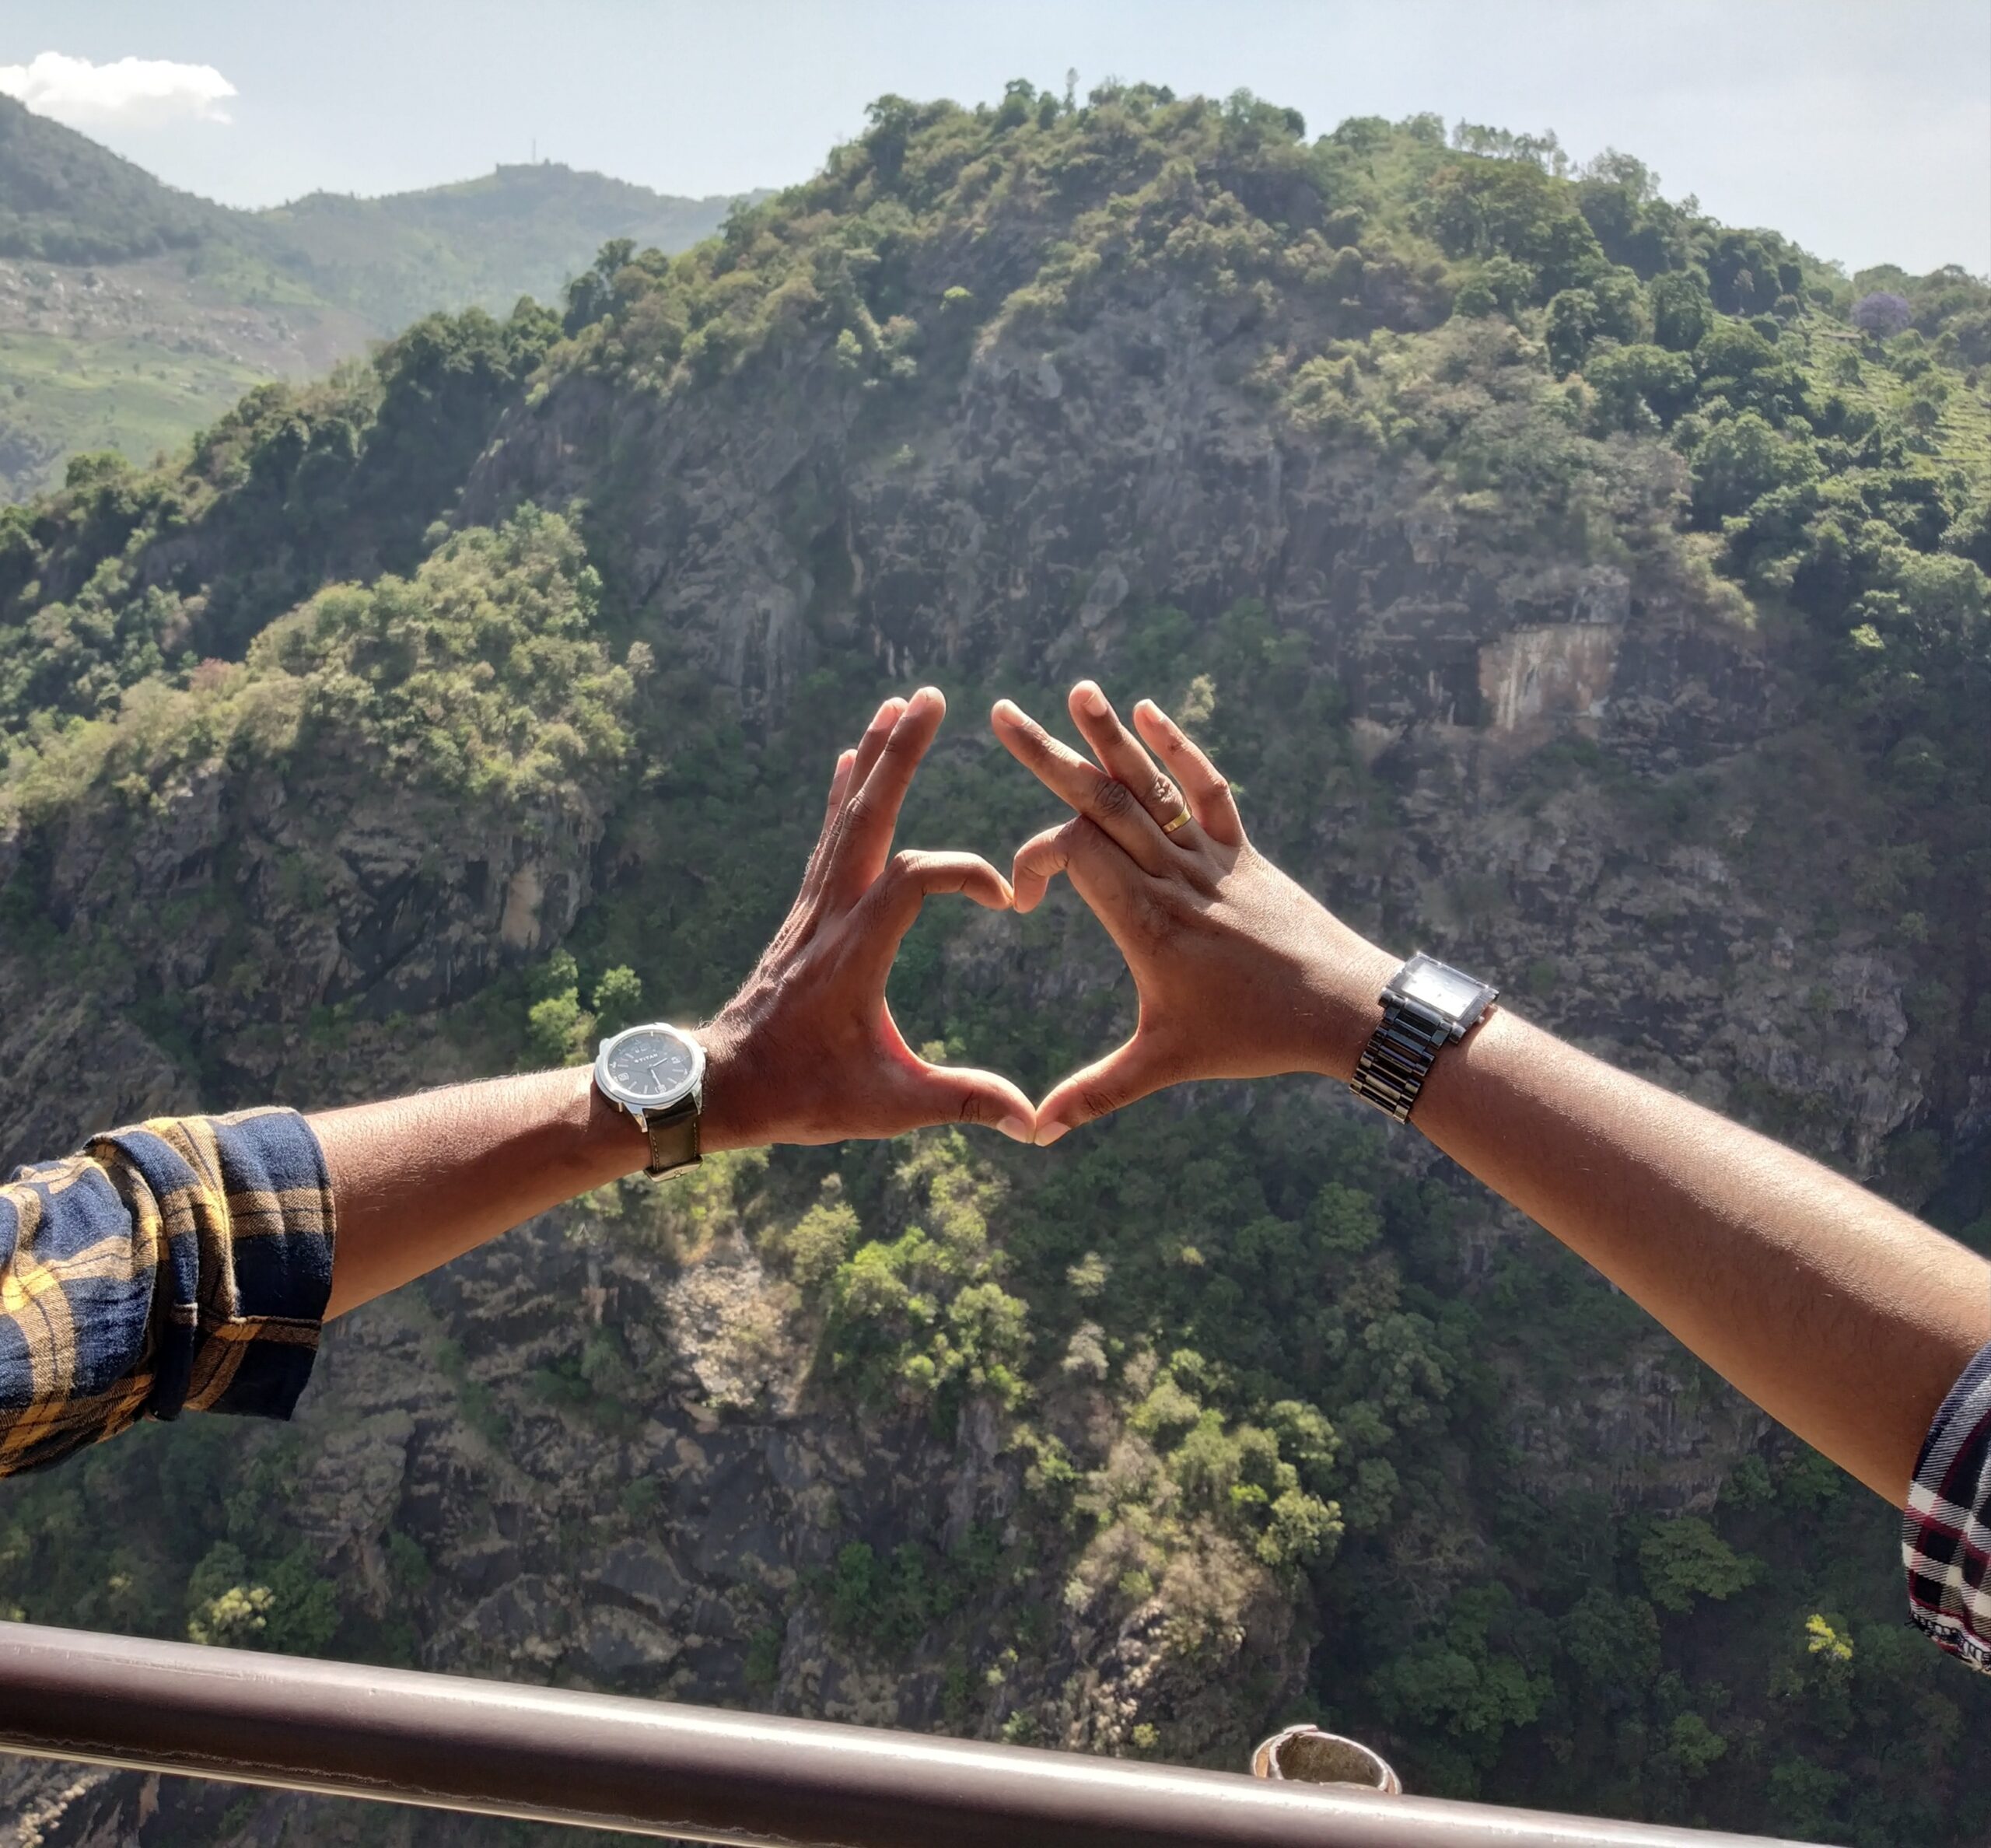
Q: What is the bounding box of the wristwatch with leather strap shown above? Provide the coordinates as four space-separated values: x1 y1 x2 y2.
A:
593 1022 705 1178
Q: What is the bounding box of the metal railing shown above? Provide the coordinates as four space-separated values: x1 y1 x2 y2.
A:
0 1620 1812 1847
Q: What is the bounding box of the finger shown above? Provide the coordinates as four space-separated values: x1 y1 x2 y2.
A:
891 1042 1038 1144
847 695 908 798
1069 681 1199 845
773 747 859 956
1034 1034 1175 1145
849 849 1013 981
782 692 908 943
795 747 856 902
989 698 1169 870
821 747 857 831
1009 816 1144 916
832 685 946 900
1132 699 1244 847
796 698 909 915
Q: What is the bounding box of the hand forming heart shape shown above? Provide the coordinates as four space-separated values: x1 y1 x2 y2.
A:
696 688 1037 1150
695 682 1395 1157
991 682 1396 1144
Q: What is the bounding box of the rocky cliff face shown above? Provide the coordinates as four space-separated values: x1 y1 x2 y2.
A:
3 98 1986 1846
0 728 608 1167
2 324 1912 1844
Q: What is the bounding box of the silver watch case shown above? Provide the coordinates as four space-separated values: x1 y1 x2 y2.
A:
1387 953 1499 1037
593 1023 706 1176
1349 954 1498 1123
593 1022 705 1115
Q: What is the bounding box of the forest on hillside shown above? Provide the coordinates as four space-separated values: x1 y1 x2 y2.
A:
0 94 744 499
0 82 1989 1846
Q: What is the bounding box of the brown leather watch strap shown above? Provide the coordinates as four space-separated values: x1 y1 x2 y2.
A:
642 1094 702 1178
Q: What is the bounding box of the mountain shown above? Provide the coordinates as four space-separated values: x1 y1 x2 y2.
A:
2 83 1990 1846
0 96 748 499
258 163 764 334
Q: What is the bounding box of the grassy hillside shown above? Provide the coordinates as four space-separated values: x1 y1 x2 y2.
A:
2 84 1991 1847
0 98 748 499
259 163 755 333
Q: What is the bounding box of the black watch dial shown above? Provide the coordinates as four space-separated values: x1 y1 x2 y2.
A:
602 1027 698 1108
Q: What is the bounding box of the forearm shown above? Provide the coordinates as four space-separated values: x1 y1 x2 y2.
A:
996 678 1991 1511
314 1066 637 1319
1373 998 1991 1504
313 1037 766 1321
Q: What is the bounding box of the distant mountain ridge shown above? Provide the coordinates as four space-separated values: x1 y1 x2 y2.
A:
0 96 757 497
256 163 763 334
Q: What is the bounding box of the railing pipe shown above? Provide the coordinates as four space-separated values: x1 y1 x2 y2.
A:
0 1621 1811 1848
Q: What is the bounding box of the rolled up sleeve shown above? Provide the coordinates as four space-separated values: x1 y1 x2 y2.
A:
1904 1339 1991 1672
0 1107 335 1476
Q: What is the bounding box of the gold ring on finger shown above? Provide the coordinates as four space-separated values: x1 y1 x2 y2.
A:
1162 807 1194 835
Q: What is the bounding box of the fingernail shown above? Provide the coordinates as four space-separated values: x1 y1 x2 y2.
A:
998 1116 1032 1143
1034 1122 1069 1147
1079 683 1108 716
992 699 1021 725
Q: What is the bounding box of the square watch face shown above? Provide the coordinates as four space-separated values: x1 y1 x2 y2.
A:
1397 954 1491 1023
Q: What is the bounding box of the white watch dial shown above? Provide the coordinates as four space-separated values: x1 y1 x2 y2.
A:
1398 957 1490 1021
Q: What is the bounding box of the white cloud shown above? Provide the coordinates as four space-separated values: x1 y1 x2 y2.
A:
0 51 236 131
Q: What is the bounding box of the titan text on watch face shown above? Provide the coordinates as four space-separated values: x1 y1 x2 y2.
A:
604 1027 697 1105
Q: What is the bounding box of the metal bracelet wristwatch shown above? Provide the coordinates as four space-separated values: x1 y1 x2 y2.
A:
593 1022 705 1178
1349 953 1499 1123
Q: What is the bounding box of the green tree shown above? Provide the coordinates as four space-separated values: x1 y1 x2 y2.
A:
1649 270 1714 352
1639 1517 1761 1613
1688 411 1818 526
591 965 644 1038
1585 343 1697 430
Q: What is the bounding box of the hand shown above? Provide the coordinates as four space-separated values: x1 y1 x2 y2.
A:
991 682 1398 1143
697 687 1036 1148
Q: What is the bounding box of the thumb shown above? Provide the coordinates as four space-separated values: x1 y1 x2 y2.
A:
1034 1032 1174 1146
901 1056 1037 1146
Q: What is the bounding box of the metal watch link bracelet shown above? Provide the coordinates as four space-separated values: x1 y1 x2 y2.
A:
1349 953 1499 1123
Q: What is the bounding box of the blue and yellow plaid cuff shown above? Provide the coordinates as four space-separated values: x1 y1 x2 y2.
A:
0 1107 336 1475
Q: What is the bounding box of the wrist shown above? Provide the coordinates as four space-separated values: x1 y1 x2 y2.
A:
1297 933 1398 1083
691 1013 754 1153
574 1063 652 1181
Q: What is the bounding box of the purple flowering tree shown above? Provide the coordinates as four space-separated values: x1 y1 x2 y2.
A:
1851 291 1913 338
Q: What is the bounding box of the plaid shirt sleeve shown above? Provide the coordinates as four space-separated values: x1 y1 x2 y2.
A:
1904 1339 1991 1672
0 1108 335 1477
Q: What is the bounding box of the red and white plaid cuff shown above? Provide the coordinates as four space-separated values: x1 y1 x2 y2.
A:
1904 1339 1991 1672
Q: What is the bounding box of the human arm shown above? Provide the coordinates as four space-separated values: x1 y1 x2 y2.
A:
991 681 1991 1508
320 684 1034 1319
0 688 1030 1476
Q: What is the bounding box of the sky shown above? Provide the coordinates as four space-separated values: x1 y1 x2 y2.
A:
3 1 1986 278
